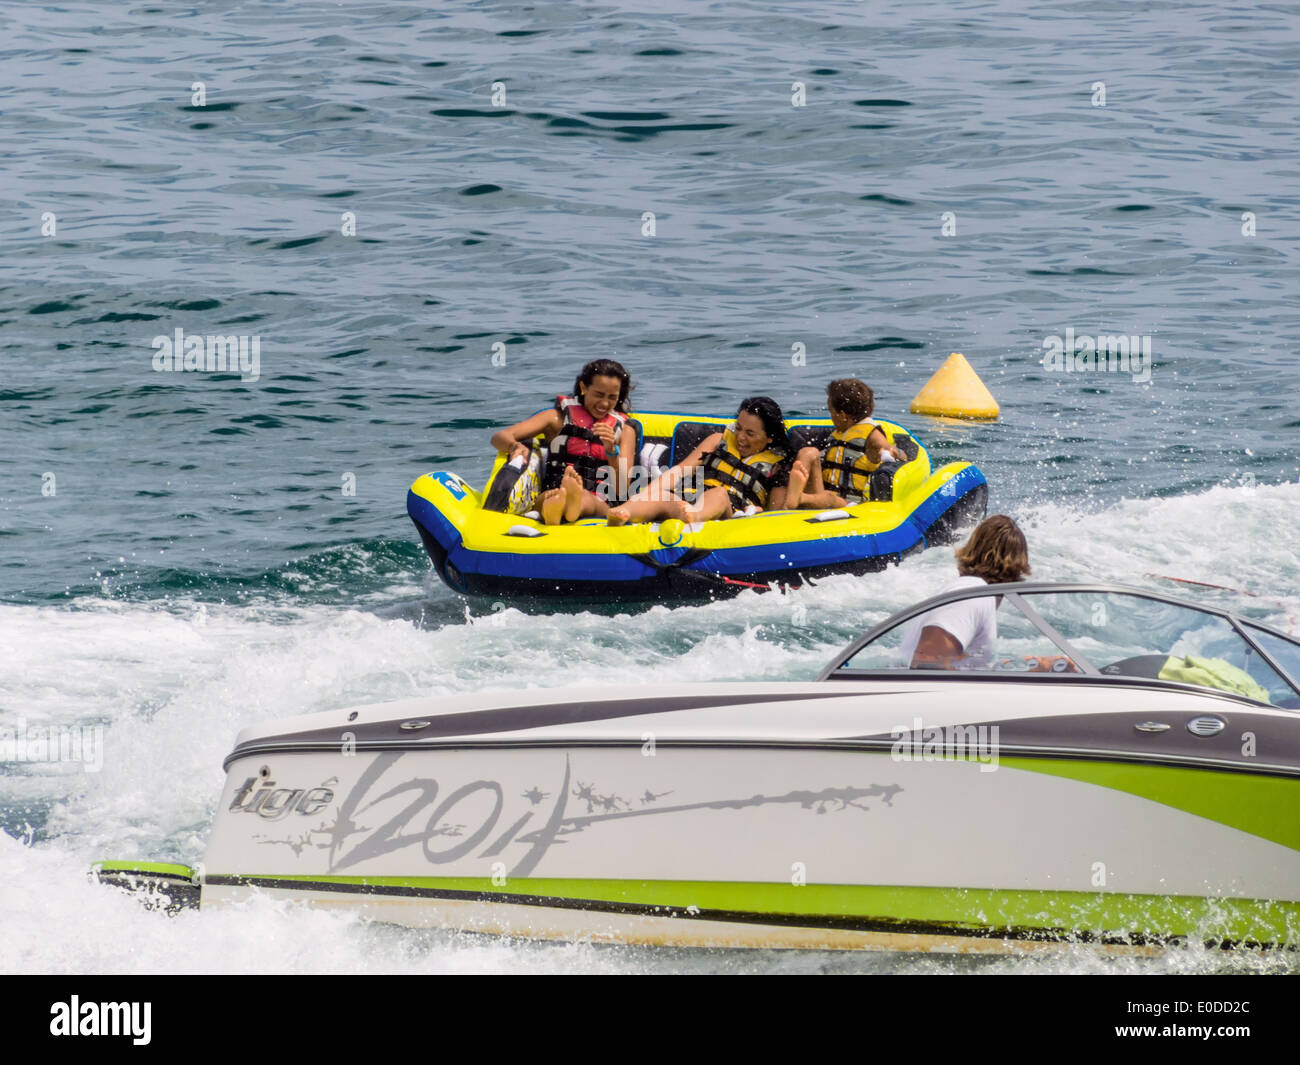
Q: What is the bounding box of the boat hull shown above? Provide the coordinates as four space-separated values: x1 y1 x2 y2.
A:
200 731 1300 951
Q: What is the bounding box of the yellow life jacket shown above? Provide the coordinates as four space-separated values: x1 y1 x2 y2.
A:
701 428 784 510
822 420 886 503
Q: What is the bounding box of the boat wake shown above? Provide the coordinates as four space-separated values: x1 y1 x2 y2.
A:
3 482 1298 973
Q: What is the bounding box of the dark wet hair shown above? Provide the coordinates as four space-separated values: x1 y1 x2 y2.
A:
736 396 790 453
827 378 874 422
575 359 633 413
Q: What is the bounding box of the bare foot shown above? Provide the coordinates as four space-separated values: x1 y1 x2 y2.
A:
540 487 565 526
561 466 585 523
786 459 809 509
607 506 630 526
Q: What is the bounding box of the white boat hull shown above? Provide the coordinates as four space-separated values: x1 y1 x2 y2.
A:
200 715 1300 949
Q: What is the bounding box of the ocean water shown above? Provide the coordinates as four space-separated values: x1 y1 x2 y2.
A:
1 0 1298 974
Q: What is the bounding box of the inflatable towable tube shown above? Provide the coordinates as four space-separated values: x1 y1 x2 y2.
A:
407 410 988 602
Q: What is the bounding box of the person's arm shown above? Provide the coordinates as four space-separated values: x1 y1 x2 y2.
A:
631 432 721 501
586 420 637 498
675 433 721 475
490 409 560 463
909 625 964 669
868 426 906 464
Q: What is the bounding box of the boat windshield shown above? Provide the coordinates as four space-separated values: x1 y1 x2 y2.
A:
828 585 1300 708
1237 624 1300 701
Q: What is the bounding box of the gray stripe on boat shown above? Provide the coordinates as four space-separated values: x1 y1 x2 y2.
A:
223 690 865 769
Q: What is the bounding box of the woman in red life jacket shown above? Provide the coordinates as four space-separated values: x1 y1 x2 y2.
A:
489 359 637 525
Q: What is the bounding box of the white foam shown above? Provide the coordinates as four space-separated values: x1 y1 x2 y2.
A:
3 482 1298 972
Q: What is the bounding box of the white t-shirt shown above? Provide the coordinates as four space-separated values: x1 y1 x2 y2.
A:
899 576 997 669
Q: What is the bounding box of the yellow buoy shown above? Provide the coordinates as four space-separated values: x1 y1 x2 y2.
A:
909 352 999 420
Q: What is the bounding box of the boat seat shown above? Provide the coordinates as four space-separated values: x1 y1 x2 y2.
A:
639 441 669 476
624 417 645 462
1100 654 1171 679
868 434 921 502
891 433 921 463
670 421 725 466
786 424 833 453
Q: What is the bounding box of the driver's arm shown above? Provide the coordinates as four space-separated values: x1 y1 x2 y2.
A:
910 625 964 669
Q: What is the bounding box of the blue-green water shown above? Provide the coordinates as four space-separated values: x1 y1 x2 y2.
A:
1 0 1297 974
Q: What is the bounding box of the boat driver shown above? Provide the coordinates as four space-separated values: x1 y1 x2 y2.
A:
902 514 1061 670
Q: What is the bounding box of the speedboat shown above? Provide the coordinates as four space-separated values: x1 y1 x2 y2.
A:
98 582 1300 953
407 409 987 602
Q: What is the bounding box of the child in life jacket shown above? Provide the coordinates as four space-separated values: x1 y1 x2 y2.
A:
488 359 637 525
608 396 790 525
779 378 906 509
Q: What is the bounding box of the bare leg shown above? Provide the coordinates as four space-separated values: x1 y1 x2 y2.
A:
784 447 818 509
794 449 850 509
577 489 610 519
608 498 690 526
626 461 699 504
683 486 734 522
797 487 850 509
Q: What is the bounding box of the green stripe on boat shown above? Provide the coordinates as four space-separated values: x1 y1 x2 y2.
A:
94 860 196 878
216 875 1299 943
1001 757 1300 851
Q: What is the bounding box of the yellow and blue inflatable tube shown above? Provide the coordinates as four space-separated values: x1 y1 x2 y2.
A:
407 411 987 601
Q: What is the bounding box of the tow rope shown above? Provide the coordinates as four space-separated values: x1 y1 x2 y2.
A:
1145 573 1296 635
633 552 782 595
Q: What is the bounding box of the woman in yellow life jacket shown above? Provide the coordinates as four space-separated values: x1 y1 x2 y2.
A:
608 396 790 525
780 378 907 510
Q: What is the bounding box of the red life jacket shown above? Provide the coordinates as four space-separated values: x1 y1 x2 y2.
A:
544 395 627 492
